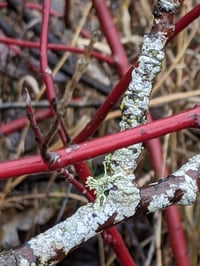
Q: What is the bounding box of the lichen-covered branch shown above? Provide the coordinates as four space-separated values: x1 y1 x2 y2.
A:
87 0 182 201
104 1 181 178
1 154 200 265
140 154 200 212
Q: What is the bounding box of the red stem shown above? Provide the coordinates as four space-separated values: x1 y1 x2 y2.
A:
167 4 200 44
164 206 190 266
25 2 60 17
73 67 132 143
146 115 191 266
40 1 57 105
0 109 52 135
25 89 44 145
0 37 114 65
106 227 136 266
0 106 199 179
40 0 68 145
92 0 129 76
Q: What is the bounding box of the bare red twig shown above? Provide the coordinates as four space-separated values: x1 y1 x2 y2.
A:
106 227 137 266
0 37 114 64
40 0 69 147
146 115 191 266
167 3 200 43
40 1 57 108
0 106 199 179
58 168 94 202
0 109 52 135
25 89 44 146
73 67 132 142
92 0 129 76
25 87 94 202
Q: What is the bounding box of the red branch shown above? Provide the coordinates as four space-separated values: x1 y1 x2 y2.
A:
73 67 132 143
40 1 57 106
146 115 190 266
92 0 129 76
40 0 69 145
0 106 199 179
0 109 52 135
0 37 114 64
167 4 200 43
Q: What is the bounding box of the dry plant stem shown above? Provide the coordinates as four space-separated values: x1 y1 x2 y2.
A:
25 89 44 147
40 35 97 180
1 154 200 265
59 32 97 113
0 100 102 110
98 235 106 266
52 2 92 78
46 31 98 147
155 212 162 266
0 109 52 135
1 192 88 209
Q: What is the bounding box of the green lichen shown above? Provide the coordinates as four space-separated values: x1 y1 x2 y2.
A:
86 162 116 207
87 159 137 205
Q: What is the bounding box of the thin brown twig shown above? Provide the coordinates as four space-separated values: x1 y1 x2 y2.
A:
42 31 99 151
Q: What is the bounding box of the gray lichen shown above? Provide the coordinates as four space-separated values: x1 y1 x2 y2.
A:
105 32 167 178
157 0 180 13
87 20 169 207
